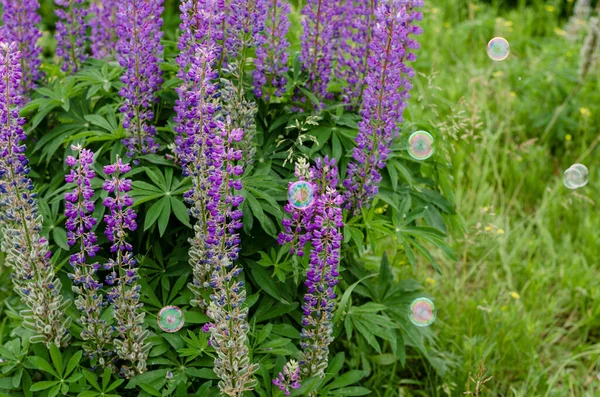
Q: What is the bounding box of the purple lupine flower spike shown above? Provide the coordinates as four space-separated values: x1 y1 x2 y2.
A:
102 157 150 378
254 0 291 100
174 0 224 167
89 0 119 59
336 0 378 108
204 117 259 394
299 157 343 378
177 0 225 76
273 360 301 396
343 0 424 212
0 42 71 348
300 0 338 104
65 145 112 365
54 0 88 72
116 0 164 159
0 0 43 95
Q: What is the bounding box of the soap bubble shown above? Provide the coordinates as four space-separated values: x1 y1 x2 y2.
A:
408 131 435 160
408 297 437 327
288 181 316 210
158 306 184 333
487 37 510 61
563 163 589 189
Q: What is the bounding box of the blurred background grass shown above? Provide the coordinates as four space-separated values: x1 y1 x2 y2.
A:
32 0 600 395
403 0 600 395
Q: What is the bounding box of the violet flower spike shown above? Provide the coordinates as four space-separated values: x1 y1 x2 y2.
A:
102 157 150 378
176 0 225 78
335 0 377 108
343 0 424 212
298 157 343 379
175 43 221 308
54 0 88 72
0 42 71 348
300 0 338 104
116 0 165 159
89 0 119 59
272 360 301 396
253 0 291 100
0 0 43 95
204 117 259 395
64 145 112 365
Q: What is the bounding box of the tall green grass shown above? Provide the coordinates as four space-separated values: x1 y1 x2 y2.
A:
392 0 600 395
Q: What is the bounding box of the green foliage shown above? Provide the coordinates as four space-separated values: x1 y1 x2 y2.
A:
0 2 461 397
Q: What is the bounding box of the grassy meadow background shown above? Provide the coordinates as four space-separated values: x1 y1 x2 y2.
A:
9 0 600 395
404 0 600 395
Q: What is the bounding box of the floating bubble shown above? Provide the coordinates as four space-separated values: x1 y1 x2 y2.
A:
408 297 437 327
157 306 184 333
407 131 435 160
563 163 589 189
487 37 510 61
288 180 316 210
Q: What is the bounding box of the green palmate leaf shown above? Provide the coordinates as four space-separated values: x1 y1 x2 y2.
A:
30 381 60 392
185 368 219 379
139 383 162 397
328 387 371 396
65 351 82 377
24 356 57 378
333 274 377 324
170 196 191 227
144 196 169 231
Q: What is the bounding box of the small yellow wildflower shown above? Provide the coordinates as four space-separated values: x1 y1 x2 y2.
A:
493 71 504 78
554 28 566 36
580 107 591 117
375 207 384 214
503 20 513 27
510 291 520 300
545 5 555 12
497 229 505 235
565 134 572 141
485 225 492 232
426 277 436 286
509 91 517 98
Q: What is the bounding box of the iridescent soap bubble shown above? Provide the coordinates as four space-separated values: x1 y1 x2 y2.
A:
563 163 589 189
158 306 184 333
288 180 316 210
487 37 510 61
408 297 437 327
408 130 435 160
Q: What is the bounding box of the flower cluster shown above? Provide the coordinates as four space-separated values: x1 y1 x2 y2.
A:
116 0 164 158
0 42 71 348
335 0 377 107
54 0 88 72
277 157 343 379
102 158 150 378
176 37 257 393
300 0 338 103
299 157 343 378
343 0 424 212
65 146 112 365
0 0 43 95
218 0 267 67
272 360 301 396
203 118 258 396
278 158 316 256
89 0 119 59
176 0 224 77
253 0 291 100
